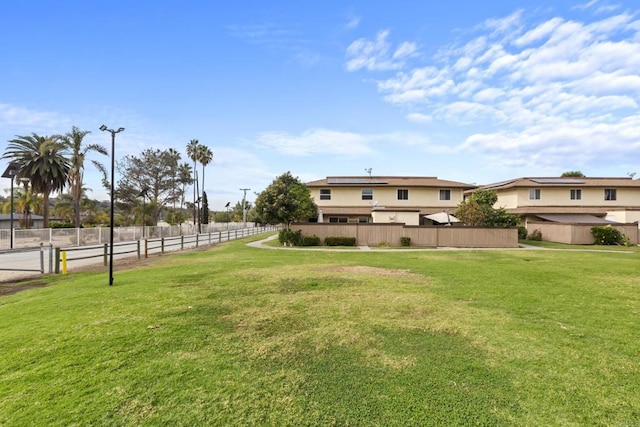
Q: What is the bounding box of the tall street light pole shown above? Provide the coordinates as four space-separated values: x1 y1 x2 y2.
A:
100 125 125 286
2 162 20 249
240 188 250 227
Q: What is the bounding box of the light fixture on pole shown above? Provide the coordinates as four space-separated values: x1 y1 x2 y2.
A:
239 188 250 227
2 162 21 249
138 187 149 239
100 124 125 286
225 202 231 230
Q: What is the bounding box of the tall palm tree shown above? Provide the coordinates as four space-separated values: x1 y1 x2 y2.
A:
186 139 200 227
177 162 193 215
60 126 108 227
2 133 70 228
197 145 213 223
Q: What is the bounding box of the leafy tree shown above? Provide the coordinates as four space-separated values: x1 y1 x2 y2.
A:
166 148 182 209
177 162 193 209
455 189 519 227
254 172 317 227
561 171 585 177
60 126 108 227
3 133 71 227
115 148 180 225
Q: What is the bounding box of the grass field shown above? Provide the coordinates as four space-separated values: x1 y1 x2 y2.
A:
1 234 639 426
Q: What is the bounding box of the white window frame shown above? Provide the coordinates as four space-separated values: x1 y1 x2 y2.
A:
397 189 409 200
570 189 582 200
439 189 451 201
361 189 373 200
319 189 331 200
604 188 617 201
529 189 541 200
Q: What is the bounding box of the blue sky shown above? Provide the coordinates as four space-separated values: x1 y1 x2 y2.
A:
1 0 640 210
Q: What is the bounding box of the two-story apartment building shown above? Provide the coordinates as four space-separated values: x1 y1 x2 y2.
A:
475 177 640 225
306 176 475 225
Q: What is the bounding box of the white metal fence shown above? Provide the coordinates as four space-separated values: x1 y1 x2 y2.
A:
0 223 251 250
0 224 281 282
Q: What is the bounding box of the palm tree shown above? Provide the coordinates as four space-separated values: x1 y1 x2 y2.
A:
197 145 213 224
186 139 200 227
177 162 193 215
60 126 108 227
2 133 70 228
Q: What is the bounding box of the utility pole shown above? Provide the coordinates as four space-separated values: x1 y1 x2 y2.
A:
240 188 250 227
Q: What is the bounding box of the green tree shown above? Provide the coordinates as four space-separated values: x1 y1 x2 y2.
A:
201 191 209 225
197 145 213 227
186 139 201 226
561 171 586 177
2 133 71 227
60 126 108 227
115 148 180 225
166 148 182 209
177 162 193 218
455 189 518 227
254 172 317 227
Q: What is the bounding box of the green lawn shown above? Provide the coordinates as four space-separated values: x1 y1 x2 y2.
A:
1 234 639 426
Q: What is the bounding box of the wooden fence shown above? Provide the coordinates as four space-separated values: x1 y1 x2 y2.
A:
292 223 518 248
526 222 639 245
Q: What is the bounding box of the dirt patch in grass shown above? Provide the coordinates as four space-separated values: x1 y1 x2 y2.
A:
332 265 415 277
0 280 49 297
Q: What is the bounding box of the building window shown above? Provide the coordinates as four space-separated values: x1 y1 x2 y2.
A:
570 189 582 200
362 189 373 200
329 217 348 223
529 189 541 200
397 189 409 200
604 189 617 201
358 217 370 223
319 189 331 200
439 189 451 201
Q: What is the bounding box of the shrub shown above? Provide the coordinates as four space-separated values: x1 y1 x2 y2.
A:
325 236 356 246
529 229 542 241
400 236 411 246
591 225 628 245
300 235 321 246
517 226 528 240
51 221 75 229
278 228 302 246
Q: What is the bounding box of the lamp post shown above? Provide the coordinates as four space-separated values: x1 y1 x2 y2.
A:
225 202 231 230
100 124 125 286
20 178 30 229
138 187 149 238
2 162 20 249
240 188 250 227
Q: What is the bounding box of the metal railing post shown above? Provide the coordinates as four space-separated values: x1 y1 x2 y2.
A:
55 247 61 274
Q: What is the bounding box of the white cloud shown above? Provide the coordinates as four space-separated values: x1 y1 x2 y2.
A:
345 16 360 30
254 128 374 156
406 112 432 123
0 103 70 131
345 30 417 71
349 7 640 173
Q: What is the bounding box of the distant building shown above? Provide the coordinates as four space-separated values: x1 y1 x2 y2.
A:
472 177 640 225
306 176 476 226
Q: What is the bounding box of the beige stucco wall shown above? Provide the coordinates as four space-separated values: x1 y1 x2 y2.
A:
497 187 640 208
527 222 639 244
310 187 464 209
606 210 640 224
371 210 420 226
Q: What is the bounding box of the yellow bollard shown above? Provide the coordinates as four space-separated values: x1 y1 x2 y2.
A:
61 251 68 275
